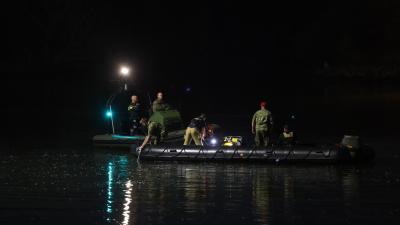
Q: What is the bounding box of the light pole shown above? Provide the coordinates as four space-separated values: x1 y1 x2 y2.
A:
106 105 115 134
106 66 131 134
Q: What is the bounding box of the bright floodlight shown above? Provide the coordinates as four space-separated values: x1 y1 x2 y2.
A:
120 66 130 76
211 138 217 145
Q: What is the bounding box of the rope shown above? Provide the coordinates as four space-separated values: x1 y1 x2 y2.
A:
155 146 169 158
211 147 224 159
283 146 294 160
194 146 205 159
230 147 238 159
245 146 256 159
172 147 186 159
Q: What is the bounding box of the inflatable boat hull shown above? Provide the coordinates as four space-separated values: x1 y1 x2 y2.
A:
132 145 374 163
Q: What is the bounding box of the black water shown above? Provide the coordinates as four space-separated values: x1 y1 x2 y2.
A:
1 135 400 225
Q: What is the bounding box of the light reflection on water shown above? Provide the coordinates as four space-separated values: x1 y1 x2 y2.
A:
102 156 376 225
105 155 134 224
3 150 398 225
122 180 133 225
106 162 113 220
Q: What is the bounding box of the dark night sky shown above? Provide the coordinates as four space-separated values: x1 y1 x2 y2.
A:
5 1 400 76
2 1 400 135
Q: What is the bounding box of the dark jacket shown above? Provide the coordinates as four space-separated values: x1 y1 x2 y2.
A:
188 117 206 131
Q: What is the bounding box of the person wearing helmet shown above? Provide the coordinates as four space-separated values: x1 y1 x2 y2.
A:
251 101 273 147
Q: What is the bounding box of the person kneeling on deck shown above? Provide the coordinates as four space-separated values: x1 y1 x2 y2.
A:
184 113 207 146
138 118 163 151
278 125 296 146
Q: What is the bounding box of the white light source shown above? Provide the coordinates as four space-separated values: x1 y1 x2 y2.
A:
120 66 130 76
211 138 217 145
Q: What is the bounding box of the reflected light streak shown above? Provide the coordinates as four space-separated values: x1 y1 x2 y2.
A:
342 168 359 201
122 180 133 225
106 162 114 221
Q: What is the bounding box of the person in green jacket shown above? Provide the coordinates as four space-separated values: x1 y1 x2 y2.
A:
138 117 164 151
251 101 273 147
152 92 170 112
150 92 170 138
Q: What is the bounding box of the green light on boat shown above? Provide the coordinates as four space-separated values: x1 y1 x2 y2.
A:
106 110 112 117
112 135 143 140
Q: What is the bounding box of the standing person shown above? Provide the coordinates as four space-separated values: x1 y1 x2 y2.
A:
251 101 273 147
128 95 142 135
183 113 207 146
151 91 170 139
152 92 170 112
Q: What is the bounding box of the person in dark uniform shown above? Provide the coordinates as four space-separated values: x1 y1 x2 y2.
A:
128 95 142 135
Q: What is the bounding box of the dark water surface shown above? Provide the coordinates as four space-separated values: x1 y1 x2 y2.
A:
1 136 400 225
